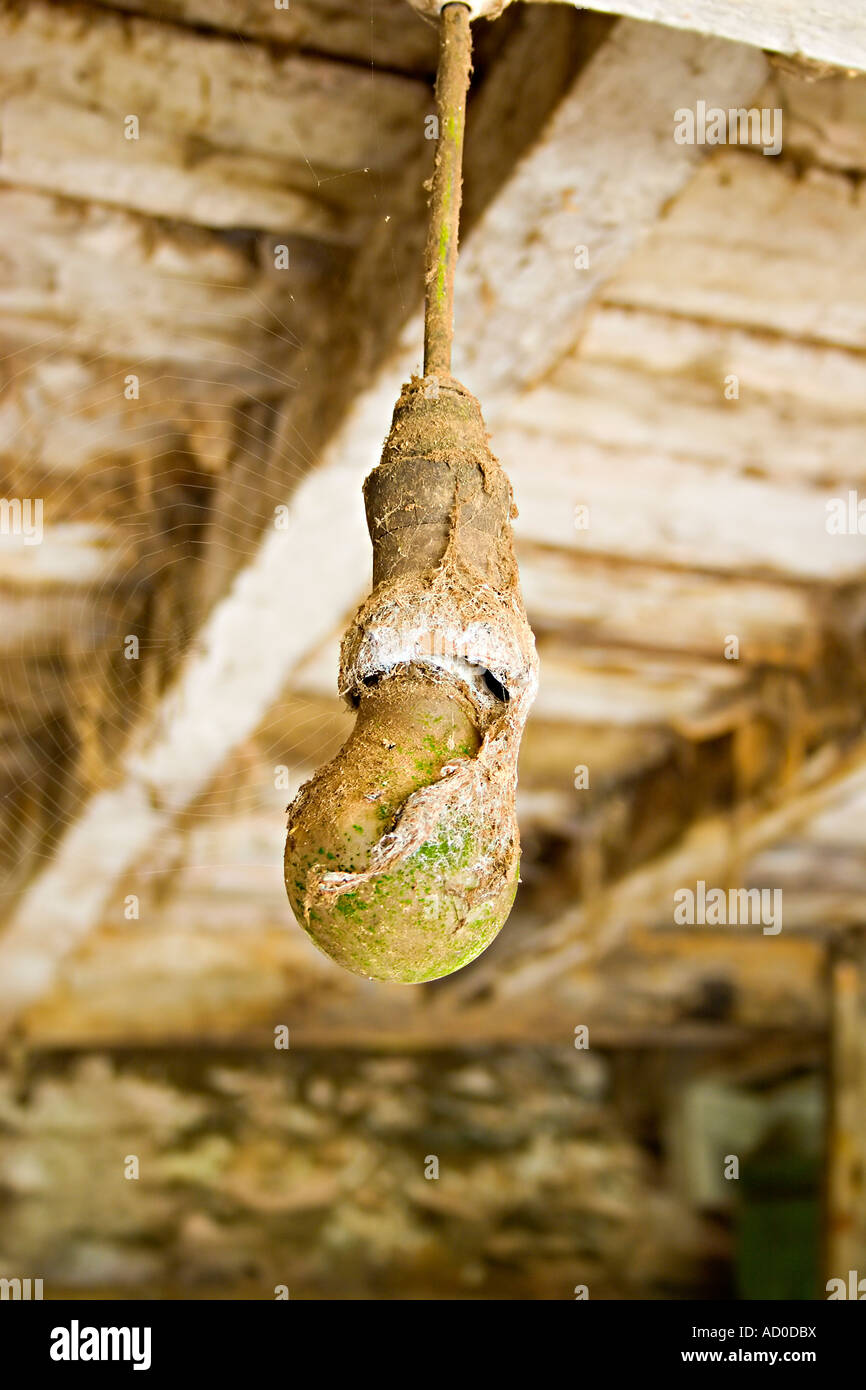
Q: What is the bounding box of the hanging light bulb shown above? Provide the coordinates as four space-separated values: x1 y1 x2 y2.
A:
408 1 513 16
285 1 537 983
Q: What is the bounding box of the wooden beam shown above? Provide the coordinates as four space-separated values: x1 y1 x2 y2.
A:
450 25 767 401
0 20 768 1031
532 0 866 74
826 932 866 1289
16 920 827 1046
103 1 866 80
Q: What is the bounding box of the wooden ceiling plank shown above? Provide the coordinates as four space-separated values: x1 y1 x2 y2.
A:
0 0 428 236
606 152 866 350
501 424 866 581
0 189 332 366
518 547 823 668
0 374 248 485
16 918 826 1045
580 305 866 417
507 362 866 488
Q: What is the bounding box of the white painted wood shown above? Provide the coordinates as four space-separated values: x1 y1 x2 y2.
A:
531 644 746 728
533 0 866 74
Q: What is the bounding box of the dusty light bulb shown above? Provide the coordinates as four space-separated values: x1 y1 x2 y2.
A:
406 0 513 18
285 376 537 983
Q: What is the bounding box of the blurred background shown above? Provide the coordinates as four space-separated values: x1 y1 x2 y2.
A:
0 0 864 1299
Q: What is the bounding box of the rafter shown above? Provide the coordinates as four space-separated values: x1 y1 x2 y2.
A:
533 0 866 74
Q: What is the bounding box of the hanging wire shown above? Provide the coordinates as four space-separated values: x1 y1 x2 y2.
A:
423 3 473 378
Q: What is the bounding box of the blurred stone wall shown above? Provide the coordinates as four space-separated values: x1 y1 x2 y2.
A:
0 1047 719 1299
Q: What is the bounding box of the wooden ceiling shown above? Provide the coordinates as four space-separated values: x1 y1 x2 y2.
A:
0 0 865 1062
